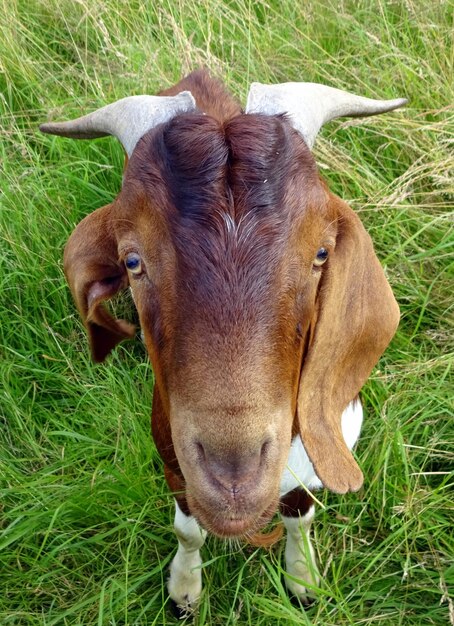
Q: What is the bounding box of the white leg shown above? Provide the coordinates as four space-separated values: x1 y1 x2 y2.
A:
282 505 320 602
167 500 207 615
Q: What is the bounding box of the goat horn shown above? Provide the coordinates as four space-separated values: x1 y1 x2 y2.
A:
40 91 196 156
245 82 407 148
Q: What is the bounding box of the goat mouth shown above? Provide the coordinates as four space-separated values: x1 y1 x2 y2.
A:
187 494 278 539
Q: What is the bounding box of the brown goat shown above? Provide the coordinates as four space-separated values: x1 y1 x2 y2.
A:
40 70 404 614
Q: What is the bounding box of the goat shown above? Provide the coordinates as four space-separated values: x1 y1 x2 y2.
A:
40 70 404 616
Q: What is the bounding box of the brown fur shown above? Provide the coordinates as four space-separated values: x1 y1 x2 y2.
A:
63 69 399 537
158 69 242 122
280 488 314 518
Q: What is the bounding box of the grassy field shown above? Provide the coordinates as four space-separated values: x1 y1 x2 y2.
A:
1 0 452 624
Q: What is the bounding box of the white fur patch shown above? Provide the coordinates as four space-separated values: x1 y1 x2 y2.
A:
279 399 363 496
282 506 319 600
167 502 207 611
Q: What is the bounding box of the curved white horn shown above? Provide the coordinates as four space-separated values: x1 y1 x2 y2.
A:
40 91 196 156
246 82 407 148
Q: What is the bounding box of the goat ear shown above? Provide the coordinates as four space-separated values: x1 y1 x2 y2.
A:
64 203 135 362
297 194 400 494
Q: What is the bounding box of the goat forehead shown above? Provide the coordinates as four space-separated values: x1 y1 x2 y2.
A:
123 113 328 352
127 111 320 226
125 112 325 282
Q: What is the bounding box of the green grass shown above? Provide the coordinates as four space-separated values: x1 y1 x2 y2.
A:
0 0 452 624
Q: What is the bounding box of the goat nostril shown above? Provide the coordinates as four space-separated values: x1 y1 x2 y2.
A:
260 439 271 459
195 441 206 462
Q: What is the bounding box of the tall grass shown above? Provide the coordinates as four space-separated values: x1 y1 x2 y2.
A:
0 0 452 624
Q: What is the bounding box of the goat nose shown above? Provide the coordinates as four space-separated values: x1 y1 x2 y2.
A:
195 440 270 497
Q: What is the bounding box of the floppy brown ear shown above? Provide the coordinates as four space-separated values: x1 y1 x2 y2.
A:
64 203 135 362
298 193 400 493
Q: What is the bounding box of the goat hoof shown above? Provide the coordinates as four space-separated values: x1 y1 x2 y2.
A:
289 592 317 610
282 573 317 609
169 597 196 621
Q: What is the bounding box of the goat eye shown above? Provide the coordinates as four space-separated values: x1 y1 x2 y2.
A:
125 252 142 275
313 247 329 267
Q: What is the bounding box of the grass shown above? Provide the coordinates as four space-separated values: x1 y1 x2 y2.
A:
0 0 452 624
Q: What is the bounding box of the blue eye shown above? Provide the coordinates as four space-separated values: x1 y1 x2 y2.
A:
125 252 142 275
313 247 329 267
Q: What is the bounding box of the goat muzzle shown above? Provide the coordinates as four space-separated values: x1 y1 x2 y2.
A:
178 437 285 537
194 439 270 499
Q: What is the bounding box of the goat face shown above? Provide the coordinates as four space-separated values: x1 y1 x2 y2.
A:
112 113 334 536
43 72 403 538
